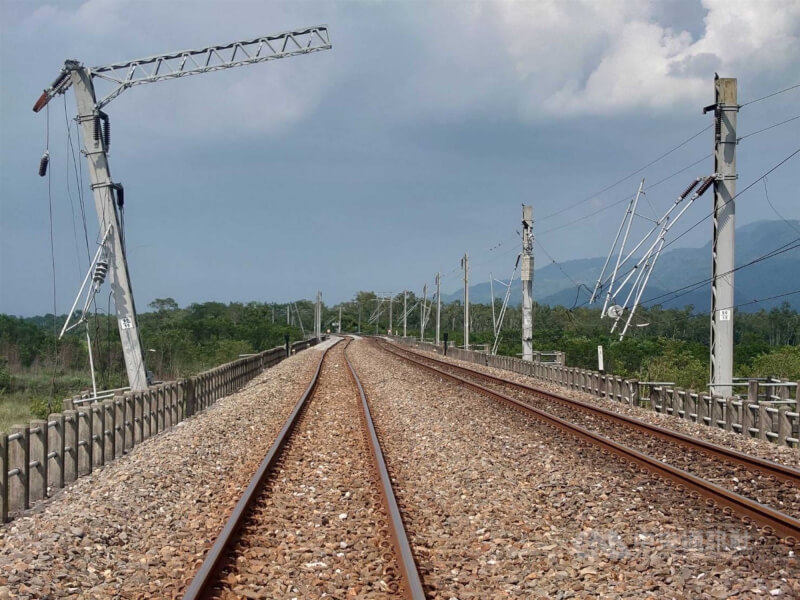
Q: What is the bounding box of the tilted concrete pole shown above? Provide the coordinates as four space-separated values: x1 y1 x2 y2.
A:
462 253 469 349
70 68 148 391
710 77 737 397
521 205 534 361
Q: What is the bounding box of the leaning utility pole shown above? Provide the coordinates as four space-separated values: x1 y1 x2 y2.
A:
32 27 331 391
403 291 407 337
461 253 469 349
315 291 322 341
420 284 427 342
521 205 534 361
435 272 441 346
708 76 737 396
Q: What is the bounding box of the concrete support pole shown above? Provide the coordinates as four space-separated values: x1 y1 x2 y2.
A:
420 284 427 342
29 420 48 503
709 77 737 397
436 273 441 346
521 205 534 361
70 68 148 391
338 306 342 334
462 253 469 349
403 291 407 337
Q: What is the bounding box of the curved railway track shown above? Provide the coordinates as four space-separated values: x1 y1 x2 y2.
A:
183 338 425 599
375 338 800 542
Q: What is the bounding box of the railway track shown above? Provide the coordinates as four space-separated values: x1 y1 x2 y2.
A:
183 338 425 599
375 339 800 542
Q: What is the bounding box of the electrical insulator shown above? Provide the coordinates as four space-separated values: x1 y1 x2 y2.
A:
714 107 722 141
695 176 715 197
93 259 109 286
38 151 49 177
677 178 700 201
93 116 101 142
103 117 111 150
114 183 124 208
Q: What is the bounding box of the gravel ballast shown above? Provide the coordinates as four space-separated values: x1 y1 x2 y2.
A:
210 339 402 598
402 341 800 470
352 339 798 599
387 343 800 519
0 349 321 599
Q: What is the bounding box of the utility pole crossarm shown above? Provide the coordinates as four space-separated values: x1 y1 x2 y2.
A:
33 26 331 112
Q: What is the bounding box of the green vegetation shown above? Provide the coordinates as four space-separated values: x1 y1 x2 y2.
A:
0 300 306 430
340 292 800 390
1 294 798 430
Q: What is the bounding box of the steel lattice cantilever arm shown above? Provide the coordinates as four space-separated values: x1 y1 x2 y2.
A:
33 25 331 112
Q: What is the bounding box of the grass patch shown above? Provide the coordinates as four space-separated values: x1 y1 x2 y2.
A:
0 394 38 432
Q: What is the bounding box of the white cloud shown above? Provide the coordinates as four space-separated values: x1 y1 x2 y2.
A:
14 0 800 132
402 0 800 119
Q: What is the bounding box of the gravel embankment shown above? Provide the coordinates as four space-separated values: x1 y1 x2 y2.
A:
0 349 321 599
405 343 800 470
394 346 800 518
211 340 401 599
352 339 798 599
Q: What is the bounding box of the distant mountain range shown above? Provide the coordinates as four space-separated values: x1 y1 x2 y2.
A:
442 220 800 312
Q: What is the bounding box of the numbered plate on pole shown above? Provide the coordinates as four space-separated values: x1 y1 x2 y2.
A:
119 316 134 330
718 309 731 321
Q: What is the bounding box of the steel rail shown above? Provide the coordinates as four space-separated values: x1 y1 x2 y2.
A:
182 339 338 600
383 341 800 485
376 340 800 542
344 339 427 600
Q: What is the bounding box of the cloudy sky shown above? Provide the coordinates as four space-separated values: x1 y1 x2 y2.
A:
1 0 799 315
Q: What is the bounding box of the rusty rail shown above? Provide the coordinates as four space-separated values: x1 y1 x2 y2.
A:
383 340 800 485
182 339 337 600
344 339 426 600
376 339 800 542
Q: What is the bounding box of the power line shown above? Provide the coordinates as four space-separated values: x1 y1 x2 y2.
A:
738 114 800 141
655 147 800 255
640 238 800 307
538 152 712 237
763 176 800 236
740 82 800 108
538 125 711 222
694 289 800 317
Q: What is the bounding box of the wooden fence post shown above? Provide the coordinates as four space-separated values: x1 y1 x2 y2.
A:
724 398 734 432
92 403 104 468
64 410 79 483
48 413 65 490
28 420 48 503
9 425 30 512
114 395 125 458
0 433 8 522
778 407 790 446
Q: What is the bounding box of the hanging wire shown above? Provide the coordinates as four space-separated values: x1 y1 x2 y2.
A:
538 125 711 222
65 96 92 265
45 104 58 413
738 114 800 141
537 152 712 237
762 176 800 236
63 97 83 278
740 82 800 108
